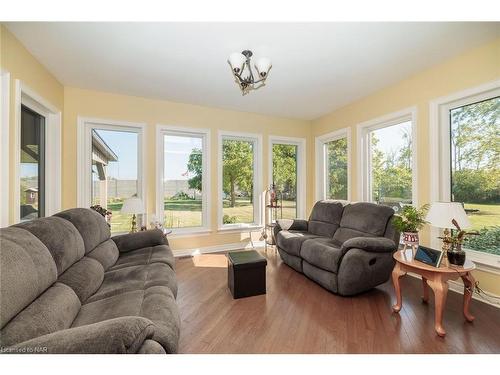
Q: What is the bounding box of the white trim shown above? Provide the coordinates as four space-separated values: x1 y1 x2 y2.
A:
217 130 263 230
173 240 266 258
315 127 351 202
155 124 211 235
77 117 147 225
356 106 418 206
429 80 500 268
268 135 307 219
0 71 10 226
14 81 62 223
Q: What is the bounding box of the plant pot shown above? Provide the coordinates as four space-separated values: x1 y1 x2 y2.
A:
402 232 419 246
447 250 466 266
447 242 466 266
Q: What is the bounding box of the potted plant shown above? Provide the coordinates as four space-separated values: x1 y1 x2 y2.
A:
392 204 430 250
441 219 479 266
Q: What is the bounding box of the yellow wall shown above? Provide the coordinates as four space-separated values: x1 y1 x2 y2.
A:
0 25 64 223
63 87 313 251
311 37 500 294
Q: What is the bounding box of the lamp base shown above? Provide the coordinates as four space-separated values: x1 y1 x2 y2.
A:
130 214 138 233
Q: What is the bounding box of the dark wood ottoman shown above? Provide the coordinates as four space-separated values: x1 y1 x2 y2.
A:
227 250 267 299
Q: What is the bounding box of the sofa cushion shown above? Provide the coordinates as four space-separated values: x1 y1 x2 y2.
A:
109 245 175 271
87 239 120 271
58 257 105 303
333 202 394 243
0 227 57 328
54 208 110 253
15 216 85 275
0 283 81 347
86 262 178 303
276 230 320 256
72 286 180 353
300 238 343 273
308 200 345 236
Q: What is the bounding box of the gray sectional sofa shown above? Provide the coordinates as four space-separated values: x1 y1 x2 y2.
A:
0 208 180 354
275 200 400 296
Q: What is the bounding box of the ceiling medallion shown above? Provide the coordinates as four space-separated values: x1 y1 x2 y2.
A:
228 50 272 95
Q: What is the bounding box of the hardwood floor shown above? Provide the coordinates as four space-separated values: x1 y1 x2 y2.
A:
176 249 500 354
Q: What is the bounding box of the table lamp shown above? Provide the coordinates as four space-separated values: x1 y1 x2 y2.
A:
121 197 145 233
425 201 471 253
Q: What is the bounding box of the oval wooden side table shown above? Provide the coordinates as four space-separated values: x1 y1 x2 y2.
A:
391 249 476 337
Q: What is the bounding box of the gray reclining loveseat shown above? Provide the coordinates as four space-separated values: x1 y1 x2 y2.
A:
0 208 180 354
275 200 400 296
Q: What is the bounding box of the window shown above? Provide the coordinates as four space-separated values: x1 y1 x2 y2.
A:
15 81 62 223
449 96 499 256
20 105 45 220
219 131 262 228
358 108 416 212
156 126 210 233
431 82 500 266
78 119 145 234
270 136 306 219
316 128 350 201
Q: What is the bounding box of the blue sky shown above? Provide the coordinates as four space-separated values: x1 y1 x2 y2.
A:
95 129 138 180
164 135 202 180
372 120 412 157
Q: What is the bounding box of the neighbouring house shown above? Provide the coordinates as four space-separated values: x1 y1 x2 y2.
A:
91 130 118 209
24 187 38 205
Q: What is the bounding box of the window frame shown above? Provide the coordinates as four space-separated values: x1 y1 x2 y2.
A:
77 117 146 233
14 80 62 223
268 135 307 219
429 80 500 270
155 124 211 236
0 70 10 226
357 107 418 206
315 127 351 202
218 130 263 231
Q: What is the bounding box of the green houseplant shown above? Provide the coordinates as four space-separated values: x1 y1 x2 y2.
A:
392 204 430 249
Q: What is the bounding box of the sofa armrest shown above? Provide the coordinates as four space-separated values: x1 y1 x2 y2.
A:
274 219 308 239
341 237 397 254
6 317 157 354
112 229 167 253
276 219 308 231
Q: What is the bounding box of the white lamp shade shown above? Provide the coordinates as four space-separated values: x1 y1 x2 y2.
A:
228 52 246 73
425 202 471 229
255 57 272 77
120 197 145 214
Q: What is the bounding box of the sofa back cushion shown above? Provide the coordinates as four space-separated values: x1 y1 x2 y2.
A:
55 208 111 254
333 202 394 244
308 200 346 237
0 227 58 329
15 216 85 275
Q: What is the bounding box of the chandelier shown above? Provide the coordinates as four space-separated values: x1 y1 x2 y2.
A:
228 50 272 95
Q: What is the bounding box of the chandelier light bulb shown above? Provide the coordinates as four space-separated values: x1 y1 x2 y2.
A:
255 57 272 78
228 52 246 74
228 49 271 95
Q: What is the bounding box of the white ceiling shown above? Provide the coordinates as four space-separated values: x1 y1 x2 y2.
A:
5 22 499 120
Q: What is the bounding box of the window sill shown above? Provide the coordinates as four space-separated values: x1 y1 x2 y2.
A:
168 228 212 238
464 248 500 274
217 224 263 233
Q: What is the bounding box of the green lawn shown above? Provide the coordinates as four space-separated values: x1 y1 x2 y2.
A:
464 203 500 230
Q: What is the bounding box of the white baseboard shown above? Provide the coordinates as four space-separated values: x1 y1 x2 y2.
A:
407 272 500 309
173 240 266 258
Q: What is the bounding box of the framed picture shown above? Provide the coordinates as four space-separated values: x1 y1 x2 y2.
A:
414 245 444 267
